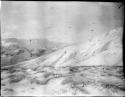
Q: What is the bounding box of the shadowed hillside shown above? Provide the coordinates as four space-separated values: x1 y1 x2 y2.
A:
1 38 68 67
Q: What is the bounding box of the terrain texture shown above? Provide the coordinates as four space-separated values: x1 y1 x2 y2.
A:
1 28 124 96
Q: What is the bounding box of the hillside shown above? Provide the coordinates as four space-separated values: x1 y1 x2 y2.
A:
1 38 67 67
1 28 124 96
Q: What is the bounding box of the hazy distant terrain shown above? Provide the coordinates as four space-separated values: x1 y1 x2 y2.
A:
1 28 124 96
1 38 68 67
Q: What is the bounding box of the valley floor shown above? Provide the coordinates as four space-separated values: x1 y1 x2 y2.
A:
1 65 125 96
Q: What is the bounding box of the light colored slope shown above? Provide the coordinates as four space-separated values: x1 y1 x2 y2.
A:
56 28 123 67
77 48 122 66
1 28 123 70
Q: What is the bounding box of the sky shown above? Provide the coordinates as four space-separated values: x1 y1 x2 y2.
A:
1 1 124 43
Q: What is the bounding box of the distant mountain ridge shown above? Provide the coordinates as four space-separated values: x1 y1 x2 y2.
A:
2 38 69 50
1 37 70 67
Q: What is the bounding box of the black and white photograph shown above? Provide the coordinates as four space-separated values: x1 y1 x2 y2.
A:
1 1 124 96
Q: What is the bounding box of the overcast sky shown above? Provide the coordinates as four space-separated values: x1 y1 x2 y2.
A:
1 1 124 43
